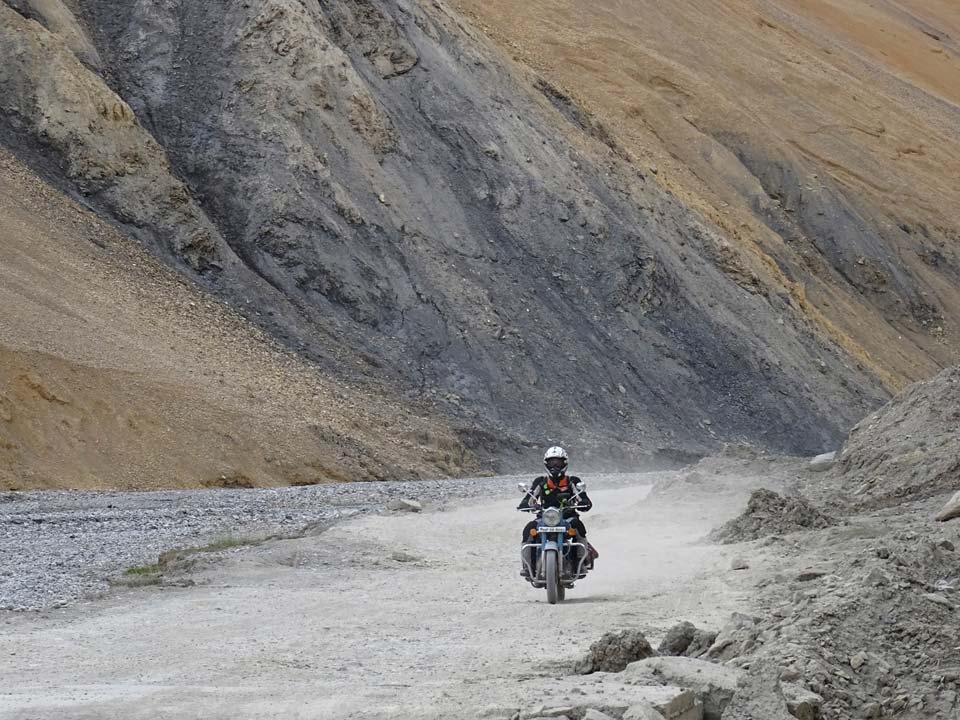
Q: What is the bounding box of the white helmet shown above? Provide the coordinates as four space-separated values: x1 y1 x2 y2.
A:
543 446 569 479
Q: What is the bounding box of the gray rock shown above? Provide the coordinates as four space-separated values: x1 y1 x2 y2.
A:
808 451 837 472
781 683 823 720
577 629 657 674
730 557 749 571
583 710 618 720
477 706 518 719
922 592 954 609
538 708 574 718
387 499 422 513
0 5 236 272
935 490 960 522
625 656 741 720
705 613 759 663
622 704 666 720
522 708 573 720
658 621 698 656
684 629 719 659
5 0 103 69
720 666 793 719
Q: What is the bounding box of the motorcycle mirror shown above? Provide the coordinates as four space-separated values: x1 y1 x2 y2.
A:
576 481 587 490
518 482 529 492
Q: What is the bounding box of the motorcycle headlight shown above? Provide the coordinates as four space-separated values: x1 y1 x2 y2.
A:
542 507 562 526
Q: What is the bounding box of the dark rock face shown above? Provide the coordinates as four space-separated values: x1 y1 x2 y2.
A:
712 132 952 333
0 0 891 463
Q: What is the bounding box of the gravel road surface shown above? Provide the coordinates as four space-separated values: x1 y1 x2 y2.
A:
0 475 645 611
0 472 753 718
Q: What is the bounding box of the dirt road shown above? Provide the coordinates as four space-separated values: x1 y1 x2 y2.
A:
0 478 753 719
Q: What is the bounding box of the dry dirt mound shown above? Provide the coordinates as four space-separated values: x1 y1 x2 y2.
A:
720 503 960 719
710 489 836 544
834 365 960 507
0 148 477 490
575 629 657 674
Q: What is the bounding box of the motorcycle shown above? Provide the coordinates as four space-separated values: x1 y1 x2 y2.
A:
517 480 592 604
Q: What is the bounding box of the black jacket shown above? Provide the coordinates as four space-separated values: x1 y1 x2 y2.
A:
518 475 592 512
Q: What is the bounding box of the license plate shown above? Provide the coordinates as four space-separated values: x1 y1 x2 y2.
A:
538 526 567 533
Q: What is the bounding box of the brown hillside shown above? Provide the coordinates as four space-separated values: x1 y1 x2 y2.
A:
0 148 477 490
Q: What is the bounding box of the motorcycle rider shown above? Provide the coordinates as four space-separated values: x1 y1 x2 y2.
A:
518 446 595 578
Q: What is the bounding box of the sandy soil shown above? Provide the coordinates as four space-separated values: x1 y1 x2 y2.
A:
0 478 754 719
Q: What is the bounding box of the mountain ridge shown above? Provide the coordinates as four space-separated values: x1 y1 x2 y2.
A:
4 0 957 486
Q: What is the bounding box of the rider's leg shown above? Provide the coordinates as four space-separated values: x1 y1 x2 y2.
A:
570 518 591 569
520 521 537 577
521 520 537 543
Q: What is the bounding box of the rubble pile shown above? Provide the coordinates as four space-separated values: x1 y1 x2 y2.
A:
834 366 960 508
721 518 960 718
710 489 836 544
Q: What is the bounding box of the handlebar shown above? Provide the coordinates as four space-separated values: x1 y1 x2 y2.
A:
517 504 589 513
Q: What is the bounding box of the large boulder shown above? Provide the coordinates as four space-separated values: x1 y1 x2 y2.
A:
576 629 657 674
658 622 698 656
658 621 717 658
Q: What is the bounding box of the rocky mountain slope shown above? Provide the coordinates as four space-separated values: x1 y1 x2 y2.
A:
0 147 476 490
1 0 957 485
830 364 960 507
451 0 960 391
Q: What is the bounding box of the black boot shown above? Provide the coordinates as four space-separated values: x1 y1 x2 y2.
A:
520 548 532 578
586 542 597 570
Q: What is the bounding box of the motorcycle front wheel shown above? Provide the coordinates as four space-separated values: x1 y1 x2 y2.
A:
545 550 559 605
